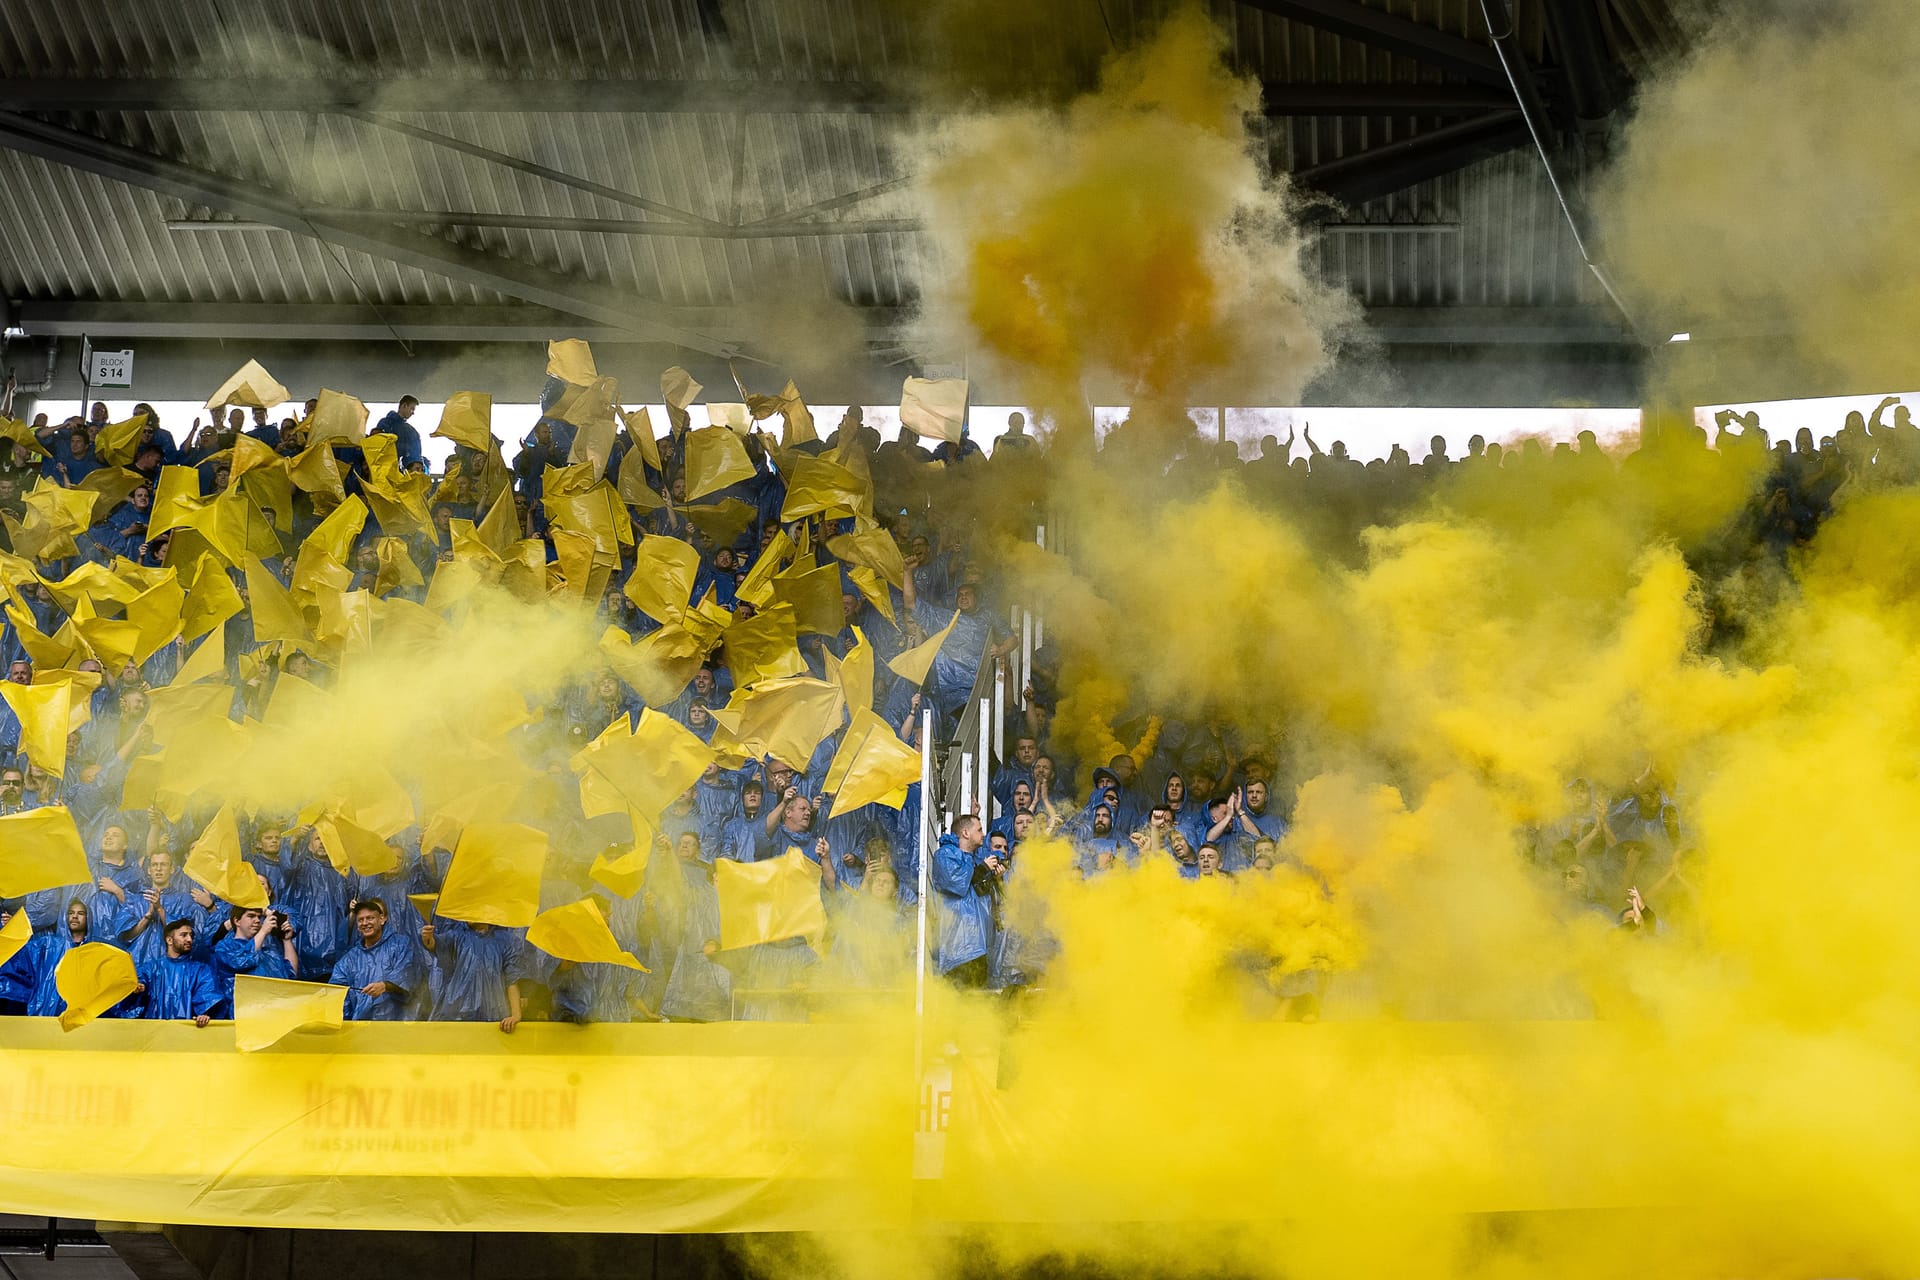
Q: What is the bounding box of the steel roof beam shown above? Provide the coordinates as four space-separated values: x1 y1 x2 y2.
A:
0 112 738 356
1237 0 1512 86
1295 111 1532 206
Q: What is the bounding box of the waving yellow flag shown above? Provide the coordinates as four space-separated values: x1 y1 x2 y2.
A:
0 679 71 776
623 535 700 625
547 338 598 385
837 625 875 716
302 389 368 445
55 943 139 1031
92 414 149 467
770 559 846 636
779 454 869 522
0 911 31 968
0 806 90 897
527 899 648 971
434 392 494 452
824 708 922 816
714 676 845 771
716 849 826 951
682 426 755 501
181 558 245 643
184 804 270 910
315 811 401 877
234 975 347 1052
244 556 313 645
438 823 549 928
889 610 959 685
571 709 713 825
720 604 808 689
205 358 288 410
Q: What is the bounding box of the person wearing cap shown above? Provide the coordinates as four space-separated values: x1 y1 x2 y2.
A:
332 898 425 1021
135 919 222 1025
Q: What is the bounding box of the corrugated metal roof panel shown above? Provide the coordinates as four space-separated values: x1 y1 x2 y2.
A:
0 0 1682 328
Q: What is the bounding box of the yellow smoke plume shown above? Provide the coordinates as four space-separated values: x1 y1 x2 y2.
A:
907 7 1350 443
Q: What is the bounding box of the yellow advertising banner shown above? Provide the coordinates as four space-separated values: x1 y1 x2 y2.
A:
0 1020 914 1232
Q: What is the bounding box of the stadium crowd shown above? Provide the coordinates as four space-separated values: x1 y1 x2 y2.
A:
0 361 1899 1026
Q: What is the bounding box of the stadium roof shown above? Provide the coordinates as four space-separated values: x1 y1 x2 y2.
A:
0 0 1694 399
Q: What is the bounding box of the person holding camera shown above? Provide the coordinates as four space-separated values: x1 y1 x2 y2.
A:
209 900 300 1016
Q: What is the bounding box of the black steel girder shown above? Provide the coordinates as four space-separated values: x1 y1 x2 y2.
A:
0 112 738 357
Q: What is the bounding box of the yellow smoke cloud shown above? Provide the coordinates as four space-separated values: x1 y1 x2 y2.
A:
1596 0 1920 396
908 7 1351 442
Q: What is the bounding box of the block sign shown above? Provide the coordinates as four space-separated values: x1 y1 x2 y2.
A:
89 349 134 387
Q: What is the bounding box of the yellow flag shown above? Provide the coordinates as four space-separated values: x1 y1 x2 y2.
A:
599 625 707 708
363 540 419 599
0 414 50 457
625 402 672 474
547 338 598 385
707 403 751 433
234 975 346 1052
900 376 969 443
302 494 368 567
143 681 234 752
0 679 71 776
527 899 648 971
623 535 700 625
780 454 870 523
170 631 225 688
287 439 346 502
545 481 631 557
88 414 148 468
0 806 89 896
205 358 289 411
717 676 846 771
615 434 665 512
224 431 282 484
661 366 703 410
0 911 30 968
824 708 922 816
5 602 78 672
770 559 846 636
72 610 140 676
571 709 714 824
79 469 147 524
557 378 620 481
315 811 401 877
434 391 495 452
715 849 826 951
123 574 186 665
681 498 757 547
589 828 651 898
244 556 314 645
183 804 269 909
721 604 809 688
438 823 549 928
683 426 755 501
838 625 875 716
735 528 794 608
55 943 139 1031
777 380 816 447
303 389 368 444
181 558 244 643
827 526 907 590
889 609 959 685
